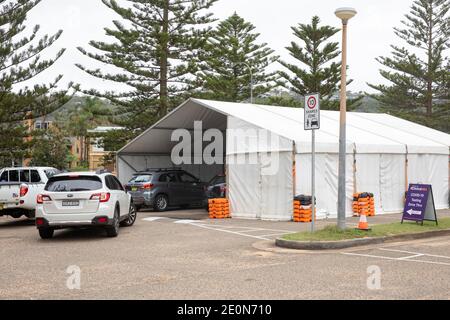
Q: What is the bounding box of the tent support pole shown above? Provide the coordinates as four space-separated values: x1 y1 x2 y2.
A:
293 141 296 197
353 146 357 194
405 145 409 195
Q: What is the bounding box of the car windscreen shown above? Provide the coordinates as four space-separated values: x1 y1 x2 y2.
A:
45 176 103 192
129 174 152 183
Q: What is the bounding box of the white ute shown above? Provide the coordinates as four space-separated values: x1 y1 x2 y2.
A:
35 171 137 239
0 167 59 219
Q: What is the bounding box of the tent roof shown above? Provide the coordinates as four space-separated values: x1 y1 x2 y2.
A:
118 98 450 155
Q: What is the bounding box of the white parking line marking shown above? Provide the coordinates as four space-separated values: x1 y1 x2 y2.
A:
191 223 272 240
402 259 450 266
342 252 400 261
397 253 424 260
379 248 450 259
257 232 295 238
142 217 167 222
196 224 295 233
173 220 198 224
342 248 450 267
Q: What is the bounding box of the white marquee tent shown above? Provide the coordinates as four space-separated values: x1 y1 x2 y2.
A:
117 98 450 221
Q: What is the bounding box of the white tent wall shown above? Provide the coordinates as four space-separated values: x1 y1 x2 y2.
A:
354 154 383 213
260 151 293 220
355 153 407 214
227 157 261 219
226 116 293 220
379 154 406 213
408 154 449 209
295 153 354 218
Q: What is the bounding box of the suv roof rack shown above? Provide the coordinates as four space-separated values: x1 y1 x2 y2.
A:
137 167 183 173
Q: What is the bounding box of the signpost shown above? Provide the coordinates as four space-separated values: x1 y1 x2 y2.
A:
304 93 320 232
402 184 438 225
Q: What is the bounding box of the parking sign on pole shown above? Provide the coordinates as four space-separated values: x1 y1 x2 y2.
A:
304 93 320 232
304 93 320 130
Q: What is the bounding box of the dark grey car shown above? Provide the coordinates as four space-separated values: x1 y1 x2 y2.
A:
124 169 206 211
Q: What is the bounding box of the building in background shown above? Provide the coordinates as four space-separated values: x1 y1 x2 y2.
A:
87 126 123 173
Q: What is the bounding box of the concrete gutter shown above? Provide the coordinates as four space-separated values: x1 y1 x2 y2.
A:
275 228 450 250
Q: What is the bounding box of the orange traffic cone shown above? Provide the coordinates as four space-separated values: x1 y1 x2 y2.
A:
356 213 371 231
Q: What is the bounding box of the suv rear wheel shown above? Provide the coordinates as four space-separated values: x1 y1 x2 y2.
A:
154 194 168 212
106 208 120 237
121 204 137 227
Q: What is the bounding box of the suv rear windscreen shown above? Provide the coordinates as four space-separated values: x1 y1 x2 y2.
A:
45 176 103 192
129 175 152 183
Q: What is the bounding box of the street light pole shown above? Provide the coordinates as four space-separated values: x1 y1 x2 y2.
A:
335 7 356 230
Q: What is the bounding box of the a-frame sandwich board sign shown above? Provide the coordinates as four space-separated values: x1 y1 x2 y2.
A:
402 184 438 225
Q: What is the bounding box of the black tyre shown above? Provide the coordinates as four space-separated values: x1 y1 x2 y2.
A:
154 194 168 212
121 203 137 227
106 208 120 237
39 228 54 239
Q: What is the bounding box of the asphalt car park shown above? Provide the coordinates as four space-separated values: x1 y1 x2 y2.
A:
0 209 449 299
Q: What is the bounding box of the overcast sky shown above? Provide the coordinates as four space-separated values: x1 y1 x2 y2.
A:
19 0 418 94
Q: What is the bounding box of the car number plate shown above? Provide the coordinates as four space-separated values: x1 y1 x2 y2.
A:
62 200 79 207
131 187 138 191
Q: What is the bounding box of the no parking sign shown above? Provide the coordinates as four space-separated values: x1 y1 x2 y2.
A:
304 93 320 130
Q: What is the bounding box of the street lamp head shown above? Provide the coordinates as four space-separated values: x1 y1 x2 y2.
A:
335 7 357 21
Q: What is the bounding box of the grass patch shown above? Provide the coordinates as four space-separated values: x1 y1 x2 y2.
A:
282 217 450 242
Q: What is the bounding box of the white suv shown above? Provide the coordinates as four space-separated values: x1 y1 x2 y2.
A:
35 171 137 239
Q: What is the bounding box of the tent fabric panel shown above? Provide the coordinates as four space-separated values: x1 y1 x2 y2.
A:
355 154 383 213
227 154 261 219
226 116 293 155
379 154 406 213
247 102 411 154
295 153 354 218
408 154 449 209
260 151 293 221
357 113 450 147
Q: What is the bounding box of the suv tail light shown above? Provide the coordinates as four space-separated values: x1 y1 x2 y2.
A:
37 194 52 204
90 192 110 202
142 183 153 190
20 184 28 197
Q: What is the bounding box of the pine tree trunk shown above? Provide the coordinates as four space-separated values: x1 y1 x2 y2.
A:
159 0 169 117
426 0 433 117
